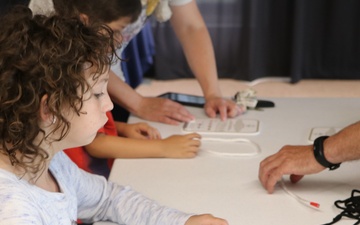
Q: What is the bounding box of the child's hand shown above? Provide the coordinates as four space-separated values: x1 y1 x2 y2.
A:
161 133 201 158
119 122 161 140
185 214 228 225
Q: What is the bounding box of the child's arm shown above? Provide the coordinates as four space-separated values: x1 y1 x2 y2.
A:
115 121 161 140
85 132 201 159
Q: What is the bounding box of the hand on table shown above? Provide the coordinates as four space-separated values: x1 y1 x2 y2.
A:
117 122 161 140
185 214 228 225
161 133 201 158
204 96 245 121
135 97 194 125
258 145 326 194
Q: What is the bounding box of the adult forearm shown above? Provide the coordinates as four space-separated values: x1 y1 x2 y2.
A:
170 2 222 99
324 121 360 164
108 71 142 114
180 27 221 98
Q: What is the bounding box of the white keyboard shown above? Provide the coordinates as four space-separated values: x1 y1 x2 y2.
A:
183 118 259 134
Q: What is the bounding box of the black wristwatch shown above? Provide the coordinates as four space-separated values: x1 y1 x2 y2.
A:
313 136 341 170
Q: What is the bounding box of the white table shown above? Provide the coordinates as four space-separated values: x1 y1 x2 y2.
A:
95 98 360 225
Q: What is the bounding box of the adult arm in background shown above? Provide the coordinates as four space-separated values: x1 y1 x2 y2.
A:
258 121 360 194
108 70 194 125
169 1 243 120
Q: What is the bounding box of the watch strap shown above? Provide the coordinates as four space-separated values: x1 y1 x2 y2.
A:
313 136 341 170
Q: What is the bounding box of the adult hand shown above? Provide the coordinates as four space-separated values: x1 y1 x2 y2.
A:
185 214 228 225
258 145 326 194
134 97 194 125
204 97 244 121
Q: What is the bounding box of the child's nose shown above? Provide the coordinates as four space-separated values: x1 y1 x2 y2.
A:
103 93 114 112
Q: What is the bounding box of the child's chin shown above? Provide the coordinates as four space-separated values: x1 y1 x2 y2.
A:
82 133 97 145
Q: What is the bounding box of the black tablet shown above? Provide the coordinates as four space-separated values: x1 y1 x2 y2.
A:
158 92 205 108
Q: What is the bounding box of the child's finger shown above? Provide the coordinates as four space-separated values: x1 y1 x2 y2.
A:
146 126 161 139
185 132 201 140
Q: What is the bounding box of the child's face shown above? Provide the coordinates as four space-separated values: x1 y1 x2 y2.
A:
62 67 113 149
106 16 133 45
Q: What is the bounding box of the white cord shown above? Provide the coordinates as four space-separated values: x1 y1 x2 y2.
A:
200 137 261 157
280 178 320 210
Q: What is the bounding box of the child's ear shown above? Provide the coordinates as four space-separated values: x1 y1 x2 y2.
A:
79 13 89 25
39 94 55 125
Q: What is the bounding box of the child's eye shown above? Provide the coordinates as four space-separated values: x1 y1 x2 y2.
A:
94 92 104 99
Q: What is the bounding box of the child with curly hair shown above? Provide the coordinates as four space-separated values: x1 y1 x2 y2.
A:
0 6 227 225
30 0 202 178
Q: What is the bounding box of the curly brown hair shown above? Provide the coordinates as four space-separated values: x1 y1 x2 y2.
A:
0 6 116 176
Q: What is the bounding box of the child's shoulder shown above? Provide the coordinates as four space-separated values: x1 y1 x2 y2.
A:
0 168 21 188
0 166 76 223
0 170 37 214
0 172 63 223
